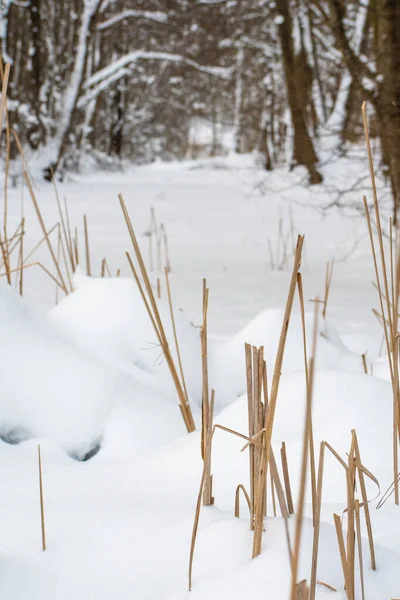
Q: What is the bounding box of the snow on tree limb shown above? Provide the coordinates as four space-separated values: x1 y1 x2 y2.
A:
97 10 168 31
84 51 232 90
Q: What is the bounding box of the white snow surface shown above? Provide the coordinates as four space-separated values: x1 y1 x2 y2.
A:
0 154 400 599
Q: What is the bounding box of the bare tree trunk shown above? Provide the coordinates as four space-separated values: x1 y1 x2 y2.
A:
277 0 322 184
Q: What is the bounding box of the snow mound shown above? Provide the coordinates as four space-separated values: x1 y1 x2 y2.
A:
0 283 124 457
50 271 202 403
210 309 365 407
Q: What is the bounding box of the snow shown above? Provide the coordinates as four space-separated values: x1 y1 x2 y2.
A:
0 152 399 599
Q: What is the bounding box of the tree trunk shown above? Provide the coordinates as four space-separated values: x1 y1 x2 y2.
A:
277 0 323 184
375 0 400 221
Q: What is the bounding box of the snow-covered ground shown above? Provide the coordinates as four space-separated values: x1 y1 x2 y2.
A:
1 153 399 599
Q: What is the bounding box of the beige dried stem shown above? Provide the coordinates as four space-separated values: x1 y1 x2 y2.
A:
50 171 75 272
362 102 399 504
23 171 68 294
234 483 251 519
83 215 91 276
245 342 255 528
280 442 294 515
322 259 334 319
38 444 46 552
290 301 319 600
309 442 326 600
297 272 317 525
120 193 195 432
363 196 398 504
252 234 304 559
188 423 263 590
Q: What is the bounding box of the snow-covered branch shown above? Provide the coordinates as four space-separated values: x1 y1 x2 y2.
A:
84 51 232 90
97 10 168 31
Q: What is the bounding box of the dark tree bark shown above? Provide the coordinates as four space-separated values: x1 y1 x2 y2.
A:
277 0 323 184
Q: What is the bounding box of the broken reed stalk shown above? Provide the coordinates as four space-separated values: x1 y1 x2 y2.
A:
73 227 79 267
83 215 91 276
23 171 68 294
322 259 334 319
252 234 304 559
353 432 376 570
309 442 326 600
0 63 10 140
361 353 368 374
362 102 399 505
119 193 195 432
297 272 317 526
280 442 294 514
0 261 66 290
235 483 251 518
201 280 210 460
157 277 161 298
290 302 319 600
38 444 46 551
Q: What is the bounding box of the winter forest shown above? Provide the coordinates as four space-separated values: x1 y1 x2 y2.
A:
1 0 399 212
1 2 400 600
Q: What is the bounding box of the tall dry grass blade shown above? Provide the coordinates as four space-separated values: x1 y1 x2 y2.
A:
269 448 288 518
346 434 356 600
51 171 75 270
63 196 75 271
18 217 24 296
73 227 79 267
270 467 277 516
310 442 326 600
245 342 255 529
23 171 68 294
163 225 171 273
281 442 294 514
290 301 319 600
120 193 195 432
201 280 210 461
38 444 46 551
297 272 317 526
203 389 215 506
252 235 304 559
83 215 91 276
157 277 161 298
0 261 66 290
323 259 334 319
334 513 349 596
353 432 376 570
165 266 190 403
355 500 365 600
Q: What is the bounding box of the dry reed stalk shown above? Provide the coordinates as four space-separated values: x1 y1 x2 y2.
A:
346 434 356 600
235 484 251 518
297 272 317 526
269 448 289 518
63 196 75 271
50 170 75 271
363 195 398 503
201 280 210 460
322 259 334 319
270 467 277 516
55 224 62 304
203 390 215 506
353 432 376 570
38 444 46 551
162 224 171 273
157 277 161 298
18 217 24 296
355 500 365 600
317 581 337 592
309 442 326 600
73 227 79 267
23 172 68 294
252 235 304 559
334 513 349 596
361 353 368 374
149 206 156 271
290 302 319 600
245 342 255 529
120 194 195 432
280 442 294 514
362 103 399 504
116 268 121 277
268 238 275 270
83 215 91 276
189 423 263 590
